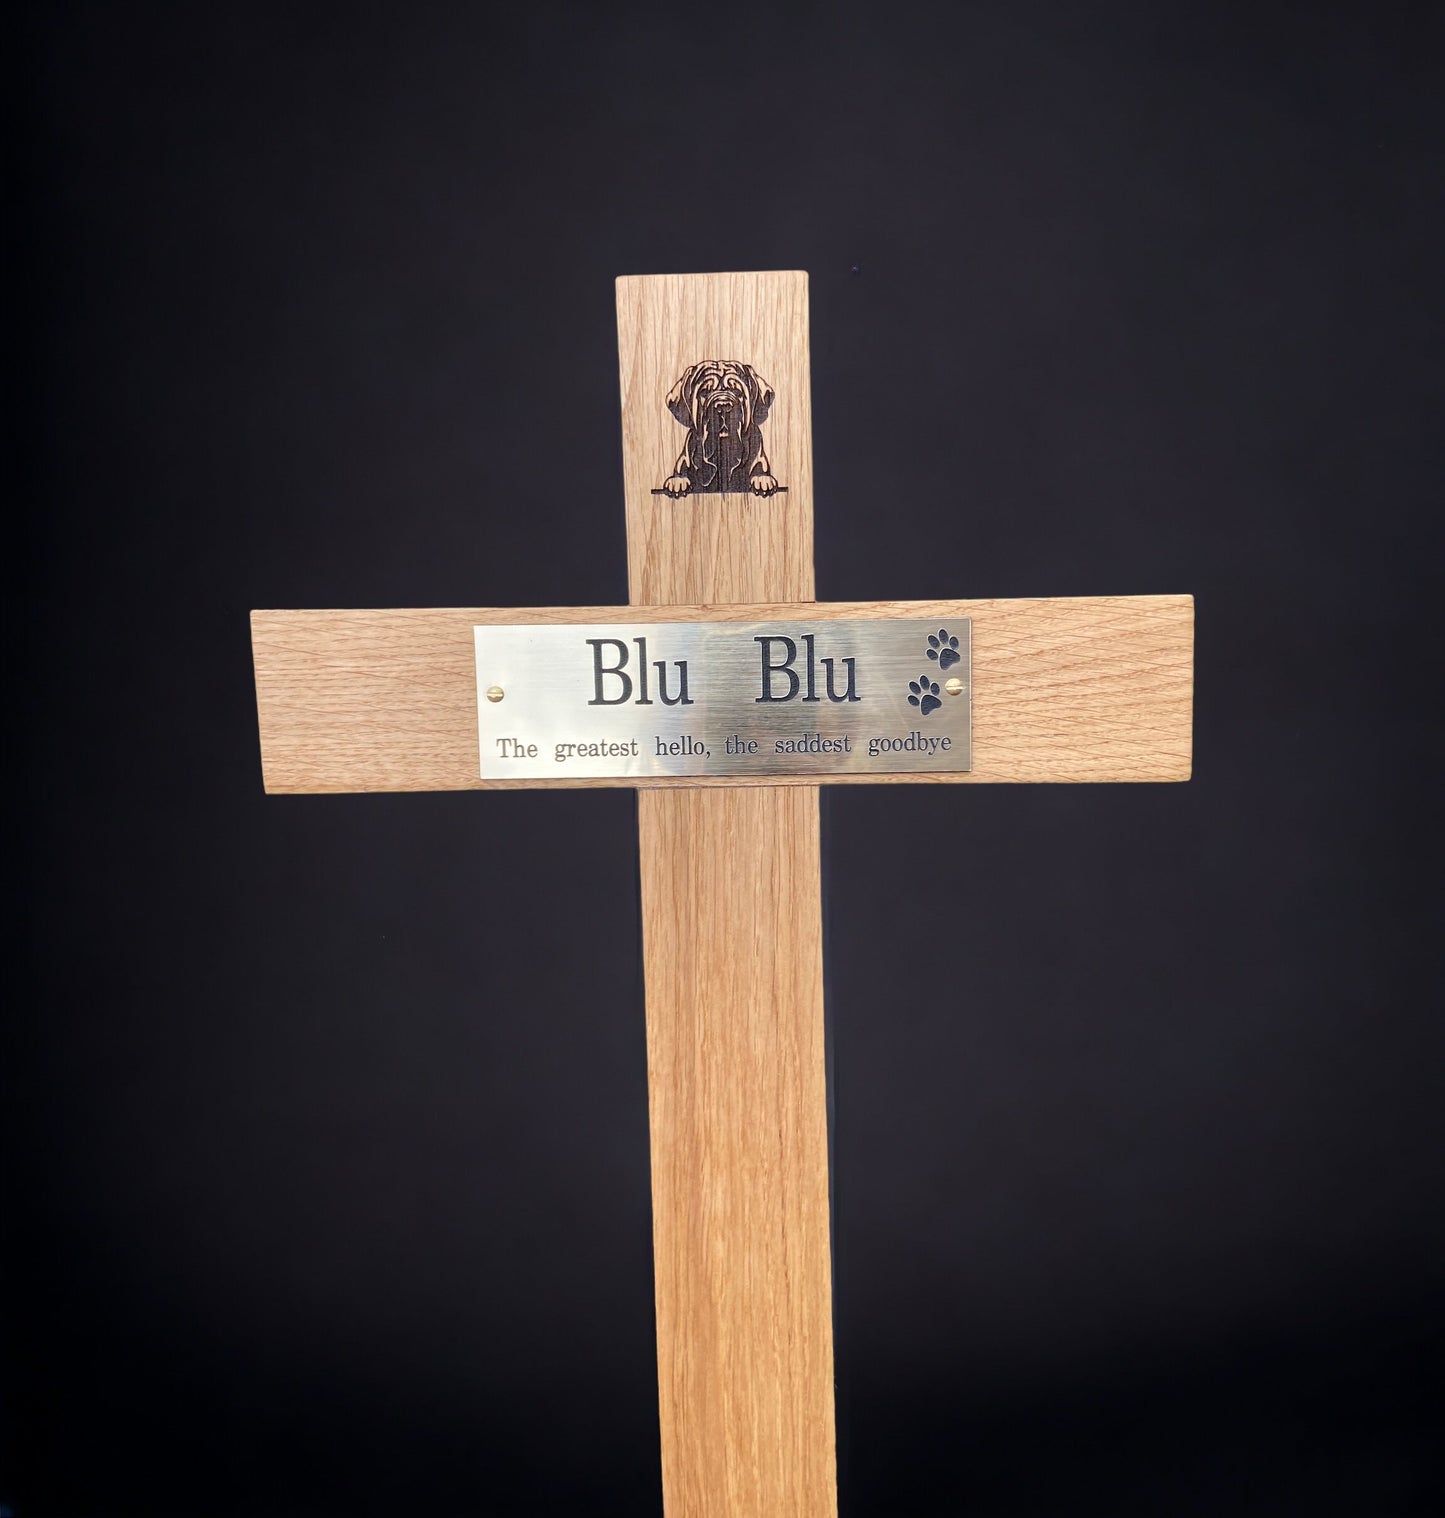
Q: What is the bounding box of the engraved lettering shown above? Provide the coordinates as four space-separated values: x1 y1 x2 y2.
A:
773 732 853 754
755 636 799 703
822 655 860 703
587 638 632 705
554 739 640 763
654 659 693 706
866 732 953 758
801 633 819 702
634 637 652 705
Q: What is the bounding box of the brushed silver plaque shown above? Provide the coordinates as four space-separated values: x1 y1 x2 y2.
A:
474 619 971 779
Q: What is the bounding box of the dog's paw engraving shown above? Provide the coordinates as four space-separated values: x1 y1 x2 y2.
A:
927 628 961 670
653 361 785 497
908 674 942 717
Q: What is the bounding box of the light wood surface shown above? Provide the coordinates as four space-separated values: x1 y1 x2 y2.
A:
622 272 835 1517
616 271 813 606
246 268 1197 1516
251 595 1194 794
640 782 832 1518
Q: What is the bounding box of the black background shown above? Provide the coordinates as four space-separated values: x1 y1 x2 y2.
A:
7 3 1444 1514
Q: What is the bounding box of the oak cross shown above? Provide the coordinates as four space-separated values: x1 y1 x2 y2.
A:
251 271 1194 1518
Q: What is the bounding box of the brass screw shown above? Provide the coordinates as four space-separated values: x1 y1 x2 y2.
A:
485 685 505 703
944 677 964 696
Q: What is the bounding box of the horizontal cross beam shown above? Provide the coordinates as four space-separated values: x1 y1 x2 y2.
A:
251 594 1193 793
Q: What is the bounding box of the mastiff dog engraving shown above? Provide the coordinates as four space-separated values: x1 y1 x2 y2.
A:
658 360 784 497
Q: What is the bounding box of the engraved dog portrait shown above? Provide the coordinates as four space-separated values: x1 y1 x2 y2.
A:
659 360 782 497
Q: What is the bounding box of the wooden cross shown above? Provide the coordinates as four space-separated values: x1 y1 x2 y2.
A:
251 271 1193 1517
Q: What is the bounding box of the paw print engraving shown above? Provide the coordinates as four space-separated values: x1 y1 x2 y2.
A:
927 627 961 670
908 674 942 717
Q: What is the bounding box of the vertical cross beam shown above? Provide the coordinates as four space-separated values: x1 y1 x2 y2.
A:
616 273 836 1516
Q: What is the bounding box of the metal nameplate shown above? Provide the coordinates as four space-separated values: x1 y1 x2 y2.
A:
474 619 971 779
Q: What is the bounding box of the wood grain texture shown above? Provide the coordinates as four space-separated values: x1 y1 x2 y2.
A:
616 271 813 605
621 272 835 1517
622 273 837 1518
640 784 832 1518
245 266 1197 1517
251 595 1194 793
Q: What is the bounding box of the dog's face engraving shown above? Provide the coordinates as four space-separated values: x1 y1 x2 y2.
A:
667 362 773 435
658 360 782 498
